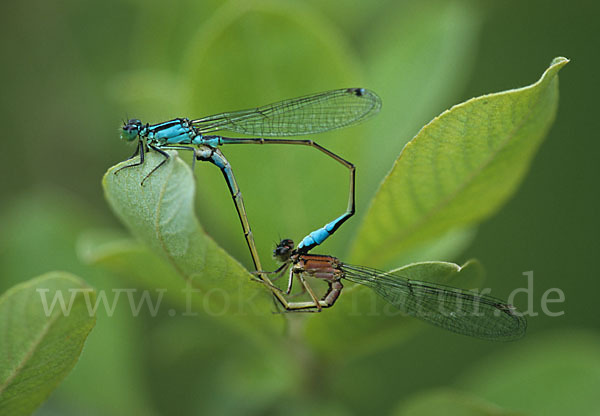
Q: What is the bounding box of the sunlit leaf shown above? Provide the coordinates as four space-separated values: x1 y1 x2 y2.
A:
103 151 283 340
358 0 483 214
351 57 569 267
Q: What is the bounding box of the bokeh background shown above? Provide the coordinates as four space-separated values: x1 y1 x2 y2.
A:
0 0 598 415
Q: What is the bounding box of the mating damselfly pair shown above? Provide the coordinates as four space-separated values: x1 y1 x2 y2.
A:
117 87 526 341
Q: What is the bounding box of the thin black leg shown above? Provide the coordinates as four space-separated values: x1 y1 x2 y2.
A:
114 140 145 175
139 144 171 186
208 136 355 253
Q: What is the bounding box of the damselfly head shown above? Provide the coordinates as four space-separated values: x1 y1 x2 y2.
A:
273 239 294 262
121 119 142 142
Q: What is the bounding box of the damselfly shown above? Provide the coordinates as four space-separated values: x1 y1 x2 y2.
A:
116 88 381 304
265 239 526 341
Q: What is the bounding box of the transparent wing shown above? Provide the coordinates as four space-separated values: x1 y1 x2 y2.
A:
342 264 526 341
191 88 381 136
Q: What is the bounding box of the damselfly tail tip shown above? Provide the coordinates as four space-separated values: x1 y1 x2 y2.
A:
347 87 365 96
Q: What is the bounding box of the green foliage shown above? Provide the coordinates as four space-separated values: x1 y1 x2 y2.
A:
350 57 568 266
0 0 591 413
100 59 567 356
104 152 283 342
0 192 158 415
458 330 600 416
96 56 568 415
303 259 485 357
110 0 484 266
393 388 522 416
102 150 487 352
0 273 96 416
360 1 483 208
0 192 102 294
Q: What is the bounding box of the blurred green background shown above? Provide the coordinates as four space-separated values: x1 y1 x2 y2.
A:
0 0 598 415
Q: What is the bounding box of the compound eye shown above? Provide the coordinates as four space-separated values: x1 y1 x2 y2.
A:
121 119 142 141
124 119 141 129
273 238 295 260
124 119 143 132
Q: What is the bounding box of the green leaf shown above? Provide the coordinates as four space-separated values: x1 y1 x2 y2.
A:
303 260 484 358
458 330 600 416
80 232 300 413
77 229 188 296
390 226 478 266
393 388 522 416
177 0 369 262
0 272 96 416
350 57 569 267
53 284 156 416
79 231 250 330
103 151 283 340
358 1 483 213
0 192 154 414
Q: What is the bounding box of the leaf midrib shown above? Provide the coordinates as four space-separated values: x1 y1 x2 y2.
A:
365 74 552 263
0 307 62 396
